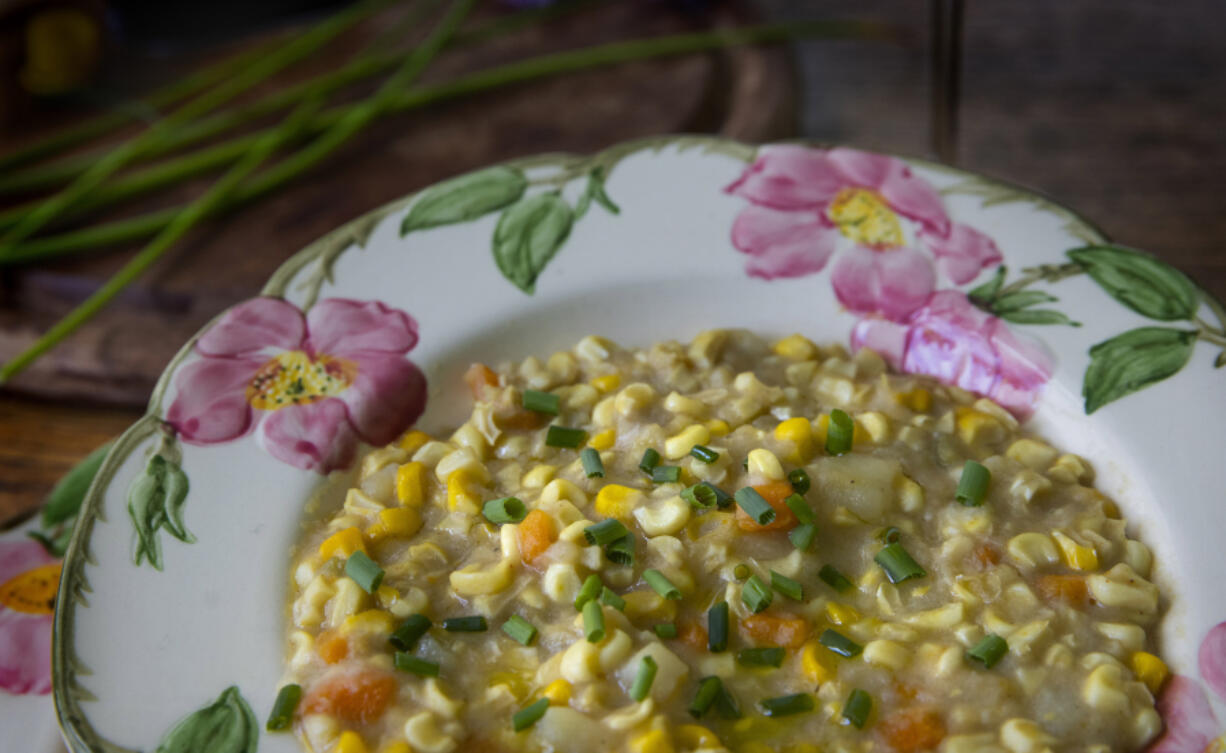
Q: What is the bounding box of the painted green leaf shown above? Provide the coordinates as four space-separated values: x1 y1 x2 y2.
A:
27 527 73 557
992 290 1057 313
1068 245 1199 321
492 193 574 294
154 686 258 753
127 452 193 569
400 166 527 235
967 265 1006 303
575 167 619 219
999 309 1079 326
1083 327 1197 413
161 461 194 543
41 441 111 528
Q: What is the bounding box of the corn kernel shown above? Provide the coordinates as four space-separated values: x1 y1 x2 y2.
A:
591 373 621 393
1131 651 1168 695
335 731 369 753
706 419 731 437
395 462 427 507
813 413 868 446
897 475 924 513
1053 531 1099 571
773 417 815 462
377 743 412 753
342 610 395 635
676 724 720 749
319 527 365 560
623 589 677 621
1006 438 1058 470
367 507 422 542
896 387 933 413
857 411 891 444
773 334 819 361
589 430 616 451
398 430 431 455
664 424 711 460
956 406 1005 446
595 484 644 520
375 585 399 608
746 448 785 480
447 470 480 511
629 726 674 753
825 602 861 626
543 678 572 705
801 640 835 684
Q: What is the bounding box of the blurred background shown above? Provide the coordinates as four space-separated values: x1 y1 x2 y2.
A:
0 0 1222 525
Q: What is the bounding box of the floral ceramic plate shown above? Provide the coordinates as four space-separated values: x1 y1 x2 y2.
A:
40 137 1226 752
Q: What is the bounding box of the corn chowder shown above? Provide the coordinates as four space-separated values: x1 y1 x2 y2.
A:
277 331 1167 753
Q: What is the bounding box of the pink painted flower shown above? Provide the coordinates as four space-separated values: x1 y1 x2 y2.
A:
1149 622 1226 753
0 539 59 695
166 297 427 473
851 290 1052 417
726 145 1002 321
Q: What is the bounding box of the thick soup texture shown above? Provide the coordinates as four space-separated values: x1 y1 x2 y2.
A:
280 331 1167 753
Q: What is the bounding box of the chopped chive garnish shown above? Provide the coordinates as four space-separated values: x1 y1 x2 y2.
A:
639 448 661 475
789 522 817 551
629 655 659 702
707 601 730 653
760 693 814 717
741 575 773 613
689 676 723 718
841 688 872 729
265 684 302 731
442 615 487 632
715 686 742 719
522 389 560 415
580 448 605 478
644 569 682 600
742 457 749 471
874 542 927 584
967 634 1009 668
787 468 811 494
545 425 587 448
783 493 815 525
482 496 527 525
819 628 863 657
584 518 629 546
690 445 720 463
600 587 626 611
770 570 803 601
827 409 854 455
736 647 785 668
512 698 550 732
389 614 432 651
651 465 682 484
878 526 901 544
682 482 717 509
654 623 678 639
502 616 537 646
575 574 603 610
344 551 384 594
394 652 440 677
819 564 854 592
583 599 605 643
734 487 776 526
606 533 635 566
733 563 751 581
956 460 991 506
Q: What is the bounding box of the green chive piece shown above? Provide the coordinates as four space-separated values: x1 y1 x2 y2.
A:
654 622 678 639
690 445 720 463
482 496 527 525
841 689 872 729
956 460 991 506
789 522 817 551
819 628 863 657
389 614 432 651
783 493 815 524
741 574 773 613
265 684 302 731
575 574 603 610
878 526 901 544
715 685 742 719
442 615 487 632
600 587 626 611
639 448 661 475
584 518 629 546
629 655 658 702
682 482 717 509
787 468 811 494
344 550 384 594
827 409 854 455
967 634 1009 668
707 601 730 653
545 425 587 448
651 465 681 484
733 563 751 581
874 542 927 584
644 569 681 600
394 652 440 677
770 570 803 601
736 647 785 668
760 692 814 717
583 599 606 643
512 698 550 732
734 487 776 526
606 533 635 566
689 676 723 718
522 389 560 415
819 564 854 592
580 448 605 478
502 616 537 646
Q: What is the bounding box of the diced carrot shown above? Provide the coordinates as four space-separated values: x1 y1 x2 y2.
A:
316 630 348 664
1035 574 1089 608
740 613 810 649
878 708 946 753
735 481 799 531
465 363 499 401
972 542 1001 568
492 390 549 431
301 668 398 725
517 509 556 566
677 620 708 652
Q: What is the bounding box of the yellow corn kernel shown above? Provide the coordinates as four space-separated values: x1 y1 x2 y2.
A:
813 413 868 446
773 417 815 462
801 640 835 684
706 419 731 437
543 678 572 705
629 727 674 753
1131 651 1169 695
857 411 891 444
956 406 1005 446
589 430 616 451
595 484 643 521
367 507 422 542
664 424 711 460
446 470 479 511
747 448 785 480
676 725 720 749
773 334 819 361
623 589 677 622
342 609 395 635
825 602 861 626
897 475 924 513
1053 531 1099 571
335 731 369 753
896 387 933 413
522 464 556 489
591 373 622 393
395 462 427 507
319 527 365 560
398 430 431 455
377 743 412 753
375 585 399 609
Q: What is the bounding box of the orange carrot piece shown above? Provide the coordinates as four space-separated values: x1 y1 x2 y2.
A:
677 620 708 652
878 708 946 753
735 481 799 531
301 669 398 725
972 541 1001 568
316 630 348 664
465 363 499 401
1035 574 1089 608
740 613 810 649
517 509 556 566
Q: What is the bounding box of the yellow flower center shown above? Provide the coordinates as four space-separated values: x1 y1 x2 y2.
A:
827 187 904 248
247 350 355 411
1207 734 1226 753
0 561 61 615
